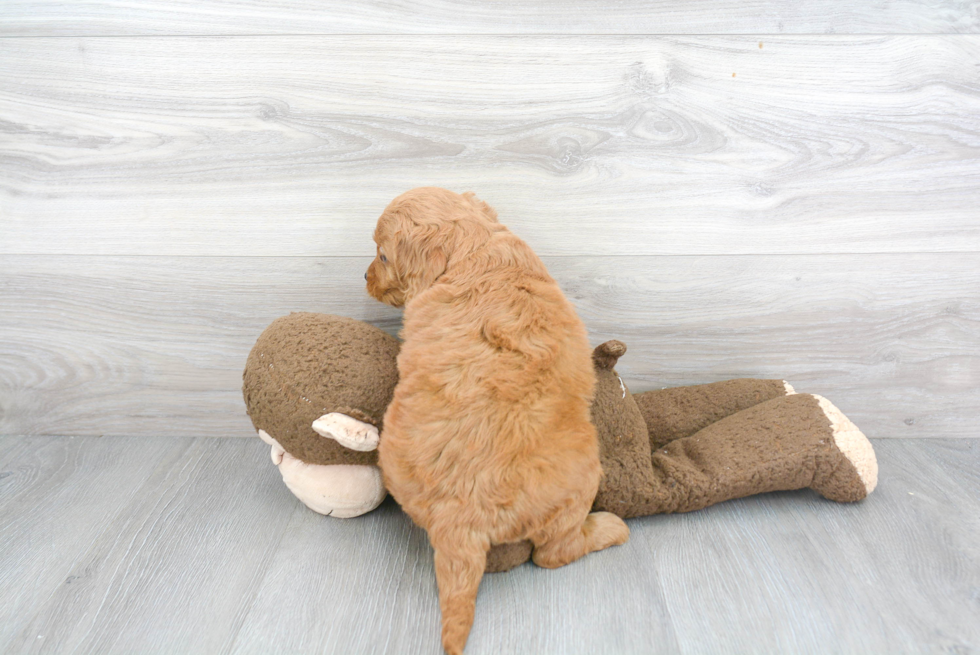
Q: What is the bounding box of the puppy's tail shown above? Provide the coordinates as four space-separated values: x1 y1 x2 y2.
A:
432 535 489 655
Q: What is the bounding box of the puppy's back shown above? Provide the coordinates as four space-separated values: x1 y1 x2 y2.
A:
388 227 597 509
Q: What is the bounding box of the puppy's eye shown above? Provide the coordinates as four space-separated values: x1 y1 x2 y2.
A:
380 254 387 263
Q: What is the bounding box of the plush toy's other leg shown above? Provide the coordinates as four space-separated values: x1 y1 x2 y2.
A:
633 378 795 449
485 540 533 573
635 393 877 515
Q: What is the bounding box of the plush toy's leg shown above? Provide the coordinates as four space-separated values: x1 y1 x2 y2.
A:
633 393 877 516
633 378 795 449
485 540 533 573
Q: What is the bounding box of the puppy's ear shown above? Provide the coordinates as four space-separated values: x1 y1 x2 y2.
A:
462 191 498 222
392 225 449 299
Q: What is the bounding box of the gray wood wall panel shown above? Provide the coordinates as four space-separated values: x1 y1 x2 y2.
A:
2 36 979 257
1 14 978 443
1 1 978 36
2 254 977 439
2 436 978 654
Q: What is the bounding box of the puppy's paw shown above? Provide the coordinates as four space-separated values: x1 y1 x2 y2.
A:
312 412 380 452
587 511 630 550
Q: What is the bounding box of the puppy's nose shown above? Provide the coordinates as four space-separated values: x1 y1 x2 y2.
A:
364 272 368 281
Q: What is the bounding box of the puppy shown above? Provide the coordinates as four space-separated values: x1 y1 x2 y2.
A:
366 188 629 654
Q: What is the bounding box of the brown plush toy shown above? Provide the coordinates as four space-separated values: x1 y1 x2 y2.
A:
243 313 398 517
243 313 877 571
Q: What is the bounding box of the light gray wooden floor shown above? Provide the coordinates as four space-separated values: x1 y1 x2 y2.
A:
1 436 977 654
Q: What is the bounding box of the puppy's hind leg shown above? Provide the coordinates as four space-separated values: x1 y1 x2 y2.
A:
531 509 629 569
431 532 489 655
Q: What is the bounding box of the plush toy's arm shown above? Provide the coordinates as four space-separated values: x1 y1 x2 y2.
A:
611 393 877 517
632 378 794 450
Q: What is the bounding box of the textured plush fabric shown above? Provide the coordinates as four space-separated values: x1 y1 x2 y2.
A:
484 540 534 573
242 315 874 574
589 341 657 519
634 392 867 515
634 378 790 449
243 313 400 466
488 346 870 571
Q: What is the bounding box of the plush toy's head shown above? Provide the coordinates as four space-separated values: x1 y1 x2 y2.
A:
243 313 400 466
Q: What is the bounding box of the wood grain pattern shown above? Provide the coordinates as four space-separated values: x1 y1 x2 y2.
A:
2 36 979 256
629 438 980 654
2 437 302 654
1 0 977 36
1 437 978 653
0 436 185 647
1 253 977 439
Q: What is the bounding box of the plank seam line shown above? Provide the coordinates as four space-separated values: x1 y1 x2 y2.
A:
2 33 980 39
3 251 980 259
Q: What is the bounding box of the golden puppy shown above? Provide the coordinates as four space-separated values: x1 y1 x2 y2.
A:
366 187 629 655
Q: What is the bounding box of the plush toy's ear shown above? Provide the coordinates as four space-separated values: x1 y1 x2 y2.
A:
593 340 627 370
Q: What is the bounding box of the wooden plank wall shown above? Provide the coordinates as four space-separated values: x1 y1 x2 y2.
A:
1 3 978 439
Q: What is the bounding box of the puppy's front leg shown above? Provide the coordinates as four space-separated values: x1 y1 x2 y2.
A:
431 532 489 655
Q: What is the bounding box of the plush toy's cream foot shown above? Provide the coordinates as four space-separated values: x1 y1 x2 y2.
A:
257 429 386 517
812 395 878 499
312 412 380 451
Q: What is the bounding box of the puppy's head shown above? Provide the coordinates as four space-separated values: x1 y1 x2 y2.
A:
365 187 498 307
